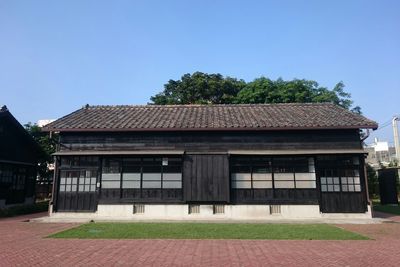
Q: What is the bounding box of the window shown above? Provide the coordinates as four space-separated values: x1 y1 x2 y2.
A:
101 159 121 189
59 170 97 192
294 157 316 188
162 158 182 189
122 158 141 189
59 156 99 193
100 156 182 191
61 156 98 168
232 156 316 190
142 158 162 188
273 157 295 189
319 156 361 193
231 157 273 189
59 170 79 192
0 164 13 184
320 175 340 192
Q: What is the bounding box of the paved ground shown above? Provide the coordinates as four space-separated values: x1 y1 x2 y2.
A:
1 213 400 266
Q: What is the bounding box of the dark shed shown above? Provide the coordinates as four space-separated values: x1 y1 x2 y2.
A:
0 106 40 208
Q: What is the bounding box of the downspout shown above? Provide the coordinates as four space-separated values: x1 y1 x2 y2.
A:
361 129 372 212
392 116 400 163
48 131 59 215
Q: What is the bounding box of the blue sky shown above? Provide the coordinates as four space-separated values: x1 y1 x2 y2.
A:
0 0 399 144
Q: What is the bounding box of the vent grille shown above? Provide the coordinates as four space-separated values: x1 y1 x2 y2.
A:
133 204 145 214
188 204 200 214
213 205 225 214
270 205 281 214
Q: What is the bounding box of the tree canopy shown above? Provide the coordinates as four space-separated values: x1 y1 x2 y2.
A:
24 123 57 179
150 72 246 104
150 72 360 113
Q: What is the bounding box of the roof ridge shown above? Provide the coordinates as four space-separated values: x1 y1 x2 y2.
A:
87 102 335 109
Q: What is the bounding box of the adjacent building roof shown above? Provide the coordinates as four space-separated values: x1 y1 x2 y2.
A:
1 105 42 163
43 103 378 132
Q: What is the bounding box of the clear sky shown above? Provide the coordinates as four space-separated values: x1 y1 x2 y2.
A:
0 0 399 144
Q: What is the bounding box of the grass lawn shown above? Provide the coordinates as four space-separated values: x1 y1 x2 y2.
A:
373 204 400 215
372 199 400 215
49 222 368 240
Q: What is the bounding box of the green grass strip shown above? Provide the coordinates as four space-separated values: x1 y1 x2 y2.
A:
49 222 368 240
373 204 400 215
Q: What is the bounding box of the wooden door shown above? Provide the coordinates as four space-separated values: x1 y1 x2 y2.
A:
317 156 367 213
57 169 98 212
183 154 230 203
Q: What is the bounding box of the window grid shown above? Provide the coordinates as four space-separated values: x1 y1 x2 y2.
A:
59 170 97 192
231 156 316 189
101 157 183 191
320 168 361 193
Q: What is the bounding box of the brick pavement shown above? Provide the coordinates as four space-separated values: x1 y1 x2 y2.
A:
1 212 400 267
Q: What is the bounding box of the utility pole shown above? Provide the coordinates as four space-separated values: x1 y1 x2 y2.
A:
393 116 400 163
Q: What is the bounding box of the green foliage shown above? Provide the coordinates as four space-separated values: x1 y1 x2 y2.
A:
150 72 246 104
366 163 379 198
0 201 48 218
49 222 368 240
24 123 57 179
388 159 398 167
236 78 359 111
150 72 361 112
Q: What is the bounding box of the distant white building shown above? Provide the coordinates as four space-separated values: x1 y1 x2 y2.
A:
37 119 55 127
365 138 396 168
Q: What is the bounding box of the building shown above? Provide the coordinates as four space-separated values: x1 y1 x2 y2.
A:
365 138 397 168
0 106 39 208
37 119 55 128
43 103 378 220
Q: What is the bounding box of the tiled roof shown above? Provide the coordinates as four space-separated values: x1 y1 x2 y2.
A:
43 103 378 132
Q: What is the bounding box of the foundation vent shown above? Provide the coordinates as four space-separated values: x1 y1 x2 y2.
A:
189 204 200 214
270 205 281 214
213 204 225 214
133 204 145 214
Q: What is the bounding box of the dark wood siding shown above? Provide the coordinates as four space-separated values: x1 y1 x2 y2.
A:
319 192 367 213
59 129 362 152
183 154 229 202
57 192 97 212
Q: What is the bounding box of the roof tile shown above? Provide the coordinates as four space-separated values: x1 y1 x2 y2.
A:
43 103 378 132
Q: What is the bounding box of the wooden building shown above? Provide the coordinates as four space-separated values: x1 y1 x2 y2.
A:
43 103 378 219
0 106 39 208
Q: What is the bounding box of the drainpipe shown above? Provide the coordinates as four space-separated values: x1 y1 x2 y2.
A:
360 129 372 212
393 116 400 163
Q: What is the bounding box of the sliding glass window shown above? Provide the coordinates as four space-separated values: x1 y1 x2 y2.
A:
231 156 316 189
100 156 182 191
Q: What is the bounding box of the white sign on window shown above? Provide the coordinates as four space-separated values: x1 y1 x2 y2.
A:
162 158 168 166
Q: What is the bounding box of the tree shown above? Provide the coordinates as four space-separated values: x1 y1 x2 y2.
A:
24 123 57 180
366 163 379 198
150 72 246 104
235 78 361 112
149 72 360 112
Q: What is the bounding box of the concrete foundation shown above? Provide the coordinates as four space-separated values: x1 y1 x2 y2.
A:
48 204 372 221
